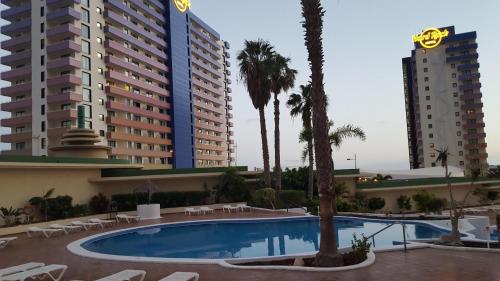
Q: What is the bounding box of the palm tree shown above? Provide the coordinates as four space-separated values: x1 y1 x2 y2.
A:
329 124 366 148
371 174 392 182
287 84 314 199
435 147 461 245
270 54 297 191
301 0 341 266
237 39 275 187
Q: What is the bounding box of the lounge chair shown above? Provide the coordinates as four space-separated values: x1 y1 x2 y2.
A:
1 264 67 281
116 214 141 223
236 203 251 212
0 262 44 278
200 206 214 215
222 205 238 213
26 227 64 238
95 269 146 281
49 224 83 234
71 221 101 230
184 208 200 216
159 272 199 281
89 218 115 227
0 237 17 248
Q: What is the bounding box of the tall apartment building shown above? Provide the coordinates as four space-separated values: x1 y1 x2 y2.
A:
402 26 488 175
0 0 234 168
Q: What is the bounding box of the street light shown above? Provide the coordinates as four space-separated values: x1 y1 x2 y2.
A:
347 154 357 169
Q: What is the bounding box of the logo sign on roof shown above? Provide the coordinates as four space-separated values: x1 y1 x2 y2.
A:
173 0 191 13
412 28 450 49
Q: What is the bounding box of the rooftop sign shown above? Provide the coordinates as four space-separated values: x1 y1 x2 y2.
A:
412 28 450 49
173 0 191 13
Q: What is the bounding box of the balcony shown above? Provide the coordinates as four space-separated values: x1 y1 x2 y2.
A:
457 63 480 71
445 43 478 53
1 3 30 21
190 47 222 69
2 34 31 51
47 109 77 121
0 98 31 112
446 53 479 63
47 0 81 8
46 7 80 23
0 49 30 66
462 122 485 130
47 74 82 88
1 65 31 82
47 24 80 40
127 0 164 22
194 122 226 133
104 25 167 59
104 40 168 72
47 92 83 105
460 83 481 91
192 69 223 88
106 101 170 121
190 27 221 51
465 153 488 160
105 56 169 84
195 132 225 142
105 86 170 109
47 57 81 71
106 117 171 133
108 132 172 145
1 82 31 97
460 92 482 100
110 147 172 158
461 102 483 111
0 115 31 127
195 143 226 152
464 143 487 150
103 0 165 35
1 131 31 143
104 10 166 47
458 73 480 81
105 71 169 97
462 112 484 121
47 40 80 56
1 19 31 36
463 133 486 140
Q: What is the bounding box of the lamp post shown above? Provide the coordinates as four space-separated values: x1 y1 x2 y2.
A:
347 154 357 169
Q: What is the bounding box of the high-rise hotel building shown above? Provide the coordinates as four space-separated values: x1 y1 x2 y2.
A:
0 0 234 168
402 26 488 175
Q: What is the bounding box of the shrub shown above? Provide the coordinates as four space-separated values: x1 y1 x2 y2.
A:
397 195 412 212
367 197 385 211
89 193 110 214
304 198 319 215
343 233 371 265
111 193 148 211
279 190 306 208
412 190 434 214
251 188 276 209
0 207 23 226
214 168 251 203
68 204 90 217
150 191 210 208
46 195 73 220
428 198 447 214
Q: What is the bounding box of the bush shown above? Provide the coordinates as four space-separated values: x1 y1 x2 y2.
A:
412 190 446 214
304 198 319 215
111 193 148 211
46 196 73 220
214 168 251 203
397 195 412 212
428 198 447 214
251 188 276 209
367 197 385 211
89 193 110 214
0 207 23 226
150 191 210 208
343 233 371 265
279 190 306 208
68 204 90 217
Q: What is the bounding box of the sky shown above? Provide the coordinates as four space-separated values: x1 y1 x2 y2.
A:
1 0 499 171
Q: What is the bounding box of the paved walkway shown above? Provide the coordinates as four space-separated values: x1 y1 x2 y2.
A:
1 211 500 281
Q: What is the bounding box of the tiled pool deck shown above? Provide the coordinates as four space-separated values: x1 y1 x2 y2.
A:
1 211 500 281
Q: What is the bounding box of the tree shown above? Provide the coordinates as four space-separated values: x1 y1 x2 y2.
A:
371 174 393 182
328 123 366 149
270 54 297 191
301 0 342 266
435 148 461 245
237 39 275 187
397 195 412 213
367 197 386 211
287 84 314 199
214 168 251 203
29 188 55 222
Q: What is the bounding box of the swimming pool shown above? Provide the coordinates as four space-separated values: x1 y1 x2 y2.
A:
72 217 451 261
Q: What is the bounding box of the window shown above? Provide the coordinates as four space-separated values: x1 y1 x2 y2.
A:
97 68 103 74
427 114 432 119
460 161 464 166
100 130 105 137
41 121 46 132
40 22 44 33
98 83 104 90
423 68 428 73
40 6 44 17
452 83 457 88
97 52 103 59
82 40 90 54
459 151 464 156
429 133 433 138
82 0 89 7
456 121 461 126
61 120 71 128
41 39 45 49
98 98 104 105
41 88 45 99
429 143 435 148
61 104 71 110
428 124 432 129
41 71 45 82
452 73 457 78
453 92 458 97
96 7 102 14
424 77 429 82
82 56 91 70
15 142 25 150
97 22 102 29
41 55 45 66
430 153 436 158
454 102 459 107
99 114 104 121
84 105 92 118
97 37 102 44
85 121 92 129
457 131 462 136
451 63 455 68
425 86 430 91
427 105 431 110
458 141 463 146
455 112 460 117
81 9 90 23
81 24 90 39
41 104 45 115
41 138 46 149
83 88 91 102
423 58 427 63
82 72 91 86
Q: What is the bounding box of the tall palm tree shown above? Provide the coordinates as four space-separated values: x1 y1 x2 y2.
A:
237 40 275 187
287 84 314 199
270 54 298 191
435 147 461 244
328 124 366 148
301 0 341 266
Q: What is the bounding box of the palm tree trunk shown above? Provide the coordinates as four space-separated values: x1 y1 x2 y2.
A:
306 119 314 199
301 0 341 266
273 93 282 191
259 107 272 187
446 165 461 243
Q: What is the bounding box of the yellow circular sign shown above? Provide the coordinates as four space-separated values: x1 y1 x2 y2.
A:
173 0 191 13
412 28 450 49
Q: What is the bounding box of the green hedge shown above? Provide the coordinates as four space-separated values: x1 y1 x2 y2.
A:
111 193 149 211
279 190 306 208
111 191 210 211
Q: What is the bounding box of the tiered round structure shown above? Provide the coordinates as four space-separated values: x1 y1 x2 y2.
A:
50 128 111 159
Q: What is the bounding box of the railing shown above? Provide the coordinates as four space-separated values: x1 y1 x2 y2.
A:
366 222 408 252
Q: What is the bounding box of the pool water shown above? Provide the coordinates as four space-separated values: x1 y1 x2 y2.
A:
82 217 449 260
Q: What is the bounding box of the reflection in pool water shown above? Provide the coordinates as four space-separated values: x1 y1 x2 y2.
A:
82 217 449 259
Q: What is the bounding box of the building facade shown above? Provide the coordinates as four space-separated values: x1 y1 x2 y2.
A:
402 26 488 175
0 0 234 168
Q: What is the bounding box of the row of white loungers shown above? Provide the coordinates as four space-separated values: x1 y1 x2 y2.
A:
184 204 252 216
0 263 198 281
26 214 141 238
0 237 17 249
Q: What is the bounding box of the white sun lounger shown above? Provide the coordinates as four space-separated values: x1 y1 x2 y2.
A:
236 204 251 212
26 227 64 238
116 214 141 223
0 263 45 278
159 272 199 281
222 205 238 213
200 206 214 215
71 220 102 230
89 218 115 227
95 269 146 281
49 224 83 234
184 208 200 216
0 237 17 249
1 264 67 281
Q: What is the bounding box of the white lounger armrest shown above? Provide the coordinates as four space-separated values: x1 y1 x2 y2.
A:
95 269 146 281
0 263 45 277
159 272 199 281
2 264 67 281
